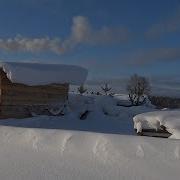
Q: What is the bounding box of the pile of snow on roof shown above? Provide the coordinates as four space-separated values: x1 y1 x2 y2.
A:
0 62 88 86
133 110 180 139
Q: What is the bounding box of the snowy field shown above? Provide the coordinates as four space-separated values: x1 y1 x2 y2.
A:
0 93 180 180
71 80 180 97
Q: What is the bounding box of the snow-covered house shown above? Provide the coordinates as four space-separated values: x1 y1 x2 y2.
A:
0 62 88 118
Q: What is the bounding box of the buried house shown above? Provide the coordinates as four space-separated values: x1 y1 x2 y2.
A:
0 62 88 118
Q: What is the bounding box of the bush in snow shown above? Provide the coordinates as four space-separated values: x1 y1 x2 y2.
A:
101 83 112 95
127 74 150 106
78 84 87 95
148 95 180 109
96 92 101 95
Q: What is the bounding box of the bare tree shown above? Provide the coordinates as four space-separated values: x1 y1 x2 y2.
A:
127 74 150 106
78 85 87 95
101 83 112 95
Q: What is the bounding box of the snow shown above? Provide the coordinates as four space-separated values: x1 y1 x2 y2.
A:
169 130 180 139
0 94 153 135
0 62 88 85
0 126 180 180
133 111 180 139
0 93 179 179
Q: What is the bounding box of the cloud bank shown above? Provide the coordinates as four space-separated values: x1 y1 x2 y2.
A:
0 16 129 55
0 36 64 54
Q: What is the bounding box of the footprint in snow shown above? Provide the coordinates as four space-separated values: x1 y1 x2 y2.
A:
136 145 144 158
60 134 73 154
32 135 40 151
174 146 180 160
93 137 109 163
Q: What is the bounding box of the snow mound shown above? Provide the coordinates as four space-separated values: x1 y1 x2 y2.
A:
98 96 120 116
133 110 180 139
0 62 88 85
0 126 179 180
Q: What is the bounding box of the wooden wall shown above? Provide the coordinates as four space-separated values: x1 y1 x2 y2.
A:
0 69 69 118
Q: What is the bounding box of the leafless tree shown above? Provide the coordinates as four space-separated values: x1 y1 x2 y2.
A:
101 83 112 95
127 74 150 106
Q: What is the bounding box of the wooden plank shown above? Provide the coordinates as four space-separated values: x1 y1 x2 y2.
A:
2 94 68 104
3 91 68 99
135 129 171 138
2 99 57 105
1 82 68 106
4 91 67 97
2 86 68 95
2 96 67 105
0 103 67 118
0 105 30 118
3 90 67 97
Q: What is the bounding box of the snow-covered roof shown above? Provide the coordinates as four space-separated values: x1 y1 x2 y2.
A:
0 62 88 86
133 110 180 139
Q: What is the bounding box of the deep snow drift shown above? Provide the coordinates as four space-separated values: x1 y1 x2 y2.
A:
0 126 180 180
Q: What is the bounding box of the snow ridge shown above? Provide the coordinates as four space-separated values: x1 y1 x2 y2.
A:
0 126 179 180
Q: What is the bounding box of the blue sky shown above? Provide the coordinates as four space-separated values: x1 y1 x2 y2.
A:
0 0 180 79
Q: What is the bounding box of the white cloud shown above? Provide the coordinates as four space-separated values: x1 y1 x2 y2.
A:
0 36 65 54
0 16 129 54
62 16 129 51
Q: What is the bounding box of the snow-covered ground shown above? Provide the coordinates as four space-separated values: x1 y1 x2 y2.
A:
0 94 154 135
0 93 180 180
0 126 180 180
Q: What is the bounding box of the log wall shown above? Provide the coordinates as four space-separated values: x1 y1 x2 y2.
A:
0 69 69 118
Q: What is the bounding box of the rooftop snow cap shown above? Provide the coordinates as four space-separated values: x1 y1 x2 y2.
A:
0 62 88 86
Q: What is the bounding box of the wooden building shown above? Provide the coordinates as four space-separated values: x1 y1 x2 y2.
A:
0 62 88 118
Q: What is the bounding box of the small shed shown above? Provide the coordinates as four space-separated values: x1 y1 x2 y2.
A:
0 62 88 118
